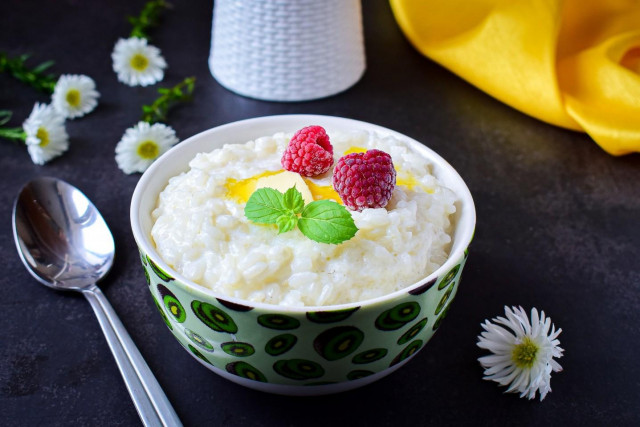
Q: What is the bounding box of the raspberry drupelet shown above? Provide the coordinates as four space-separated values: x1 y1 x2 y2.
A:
281 125 334 177
332 149 396 211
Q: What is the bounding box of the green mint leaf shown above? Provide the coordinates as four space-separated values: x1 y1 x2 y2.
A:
276 213 298 234
298 200 358 244
282 186 305 214
244 188 290 224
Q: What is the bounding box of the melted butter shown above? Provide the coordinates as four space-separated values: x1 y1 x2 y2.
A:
396 173 418 191
396 173 435 193
305 180 342 203
224 170 281 203
343 146 367 155
225 146 433 204
225 170 343 204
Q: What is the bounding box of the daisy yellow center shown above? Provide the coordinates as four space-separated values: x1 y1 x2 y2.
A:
137 140 159 159
36 127 50 147
512 336 539 369
66 89 81 107
130 53 149 71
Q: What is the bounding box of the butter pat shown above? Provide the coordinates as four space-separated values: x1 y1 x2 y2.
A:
254 171 314 204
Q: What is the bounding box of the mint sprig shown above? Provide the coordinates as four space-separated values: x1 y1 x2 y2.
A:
244 186 358 244
282 186 304 214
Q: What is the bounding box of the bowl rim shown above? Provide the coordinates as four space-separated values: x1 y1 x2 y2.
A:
130 114 476 312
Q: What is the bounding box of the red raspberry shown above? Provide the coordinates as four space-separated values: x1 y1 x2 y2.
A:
332 149 396 211
281 126 334 177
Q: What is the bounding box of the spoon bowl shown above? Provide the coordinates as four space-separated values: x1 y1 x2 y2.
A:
13 177 114 291
13 177 181 426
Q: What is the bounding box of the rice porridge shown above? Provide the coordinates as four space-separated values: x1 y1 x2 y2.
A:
151 130 457 307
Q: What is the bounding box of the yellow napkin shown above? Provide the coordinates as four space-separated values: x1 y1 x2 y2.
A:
390 0 640 155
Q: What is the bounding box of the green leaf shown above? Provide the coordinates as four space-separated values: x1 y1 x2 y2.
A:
298 200 358 244
32 60 55 74
0 52 57 94
244 186 358 244
282 186 305 214
244 188 290 224
276 213 298 234
128 0 170 40
0 110 12 126
140 76 196 124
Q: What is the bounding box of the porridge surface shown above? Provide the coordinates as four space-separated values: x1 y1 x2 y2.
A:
151 130 457 307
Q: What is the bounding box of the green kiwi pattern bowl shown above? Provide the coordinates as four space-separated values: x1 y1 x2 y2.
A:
130 115 476 396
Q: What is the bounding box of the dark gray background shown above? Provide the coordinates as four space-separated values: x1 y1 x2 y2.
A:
1 1 639 426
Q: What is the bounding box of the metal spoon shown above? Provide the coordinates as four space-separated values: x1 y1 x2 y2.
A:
12 177 181 427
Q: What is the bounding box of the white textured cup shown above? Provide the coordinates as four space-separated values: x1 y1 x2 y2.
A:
209 0 366 102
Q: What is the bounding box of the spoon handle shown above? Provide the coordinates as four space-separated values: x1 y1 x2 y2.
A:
83 285 182 427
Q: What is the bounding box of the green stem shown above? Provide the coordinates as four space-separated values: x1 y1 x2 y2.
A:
129 0 171 40
141 76 195 124
0 127 27 143
0 52 57 94
0 110 27 143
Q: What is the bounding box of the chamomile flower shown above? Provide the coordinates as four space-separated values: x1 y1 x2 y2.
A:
112 37 167 86
115 121 177 174
22 103 69 165
51 74 100 119
477 306 564 401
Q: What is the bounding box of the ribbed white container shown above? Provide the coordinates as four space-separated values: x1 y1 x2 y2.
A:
209 0 366 102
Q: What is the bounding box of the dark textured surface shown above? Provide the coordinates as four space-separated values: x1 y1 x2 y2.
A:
1 1 639 426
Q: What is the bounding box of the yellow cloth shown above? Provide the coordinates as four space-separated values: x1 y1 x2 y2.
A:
389 0 640 155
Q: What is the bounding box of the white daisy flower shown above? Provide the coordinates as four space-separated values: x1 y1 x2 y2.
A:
112 37 167 86
51 74 100 119
115 121 177 174
23 103 69 165
477 306 564 401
